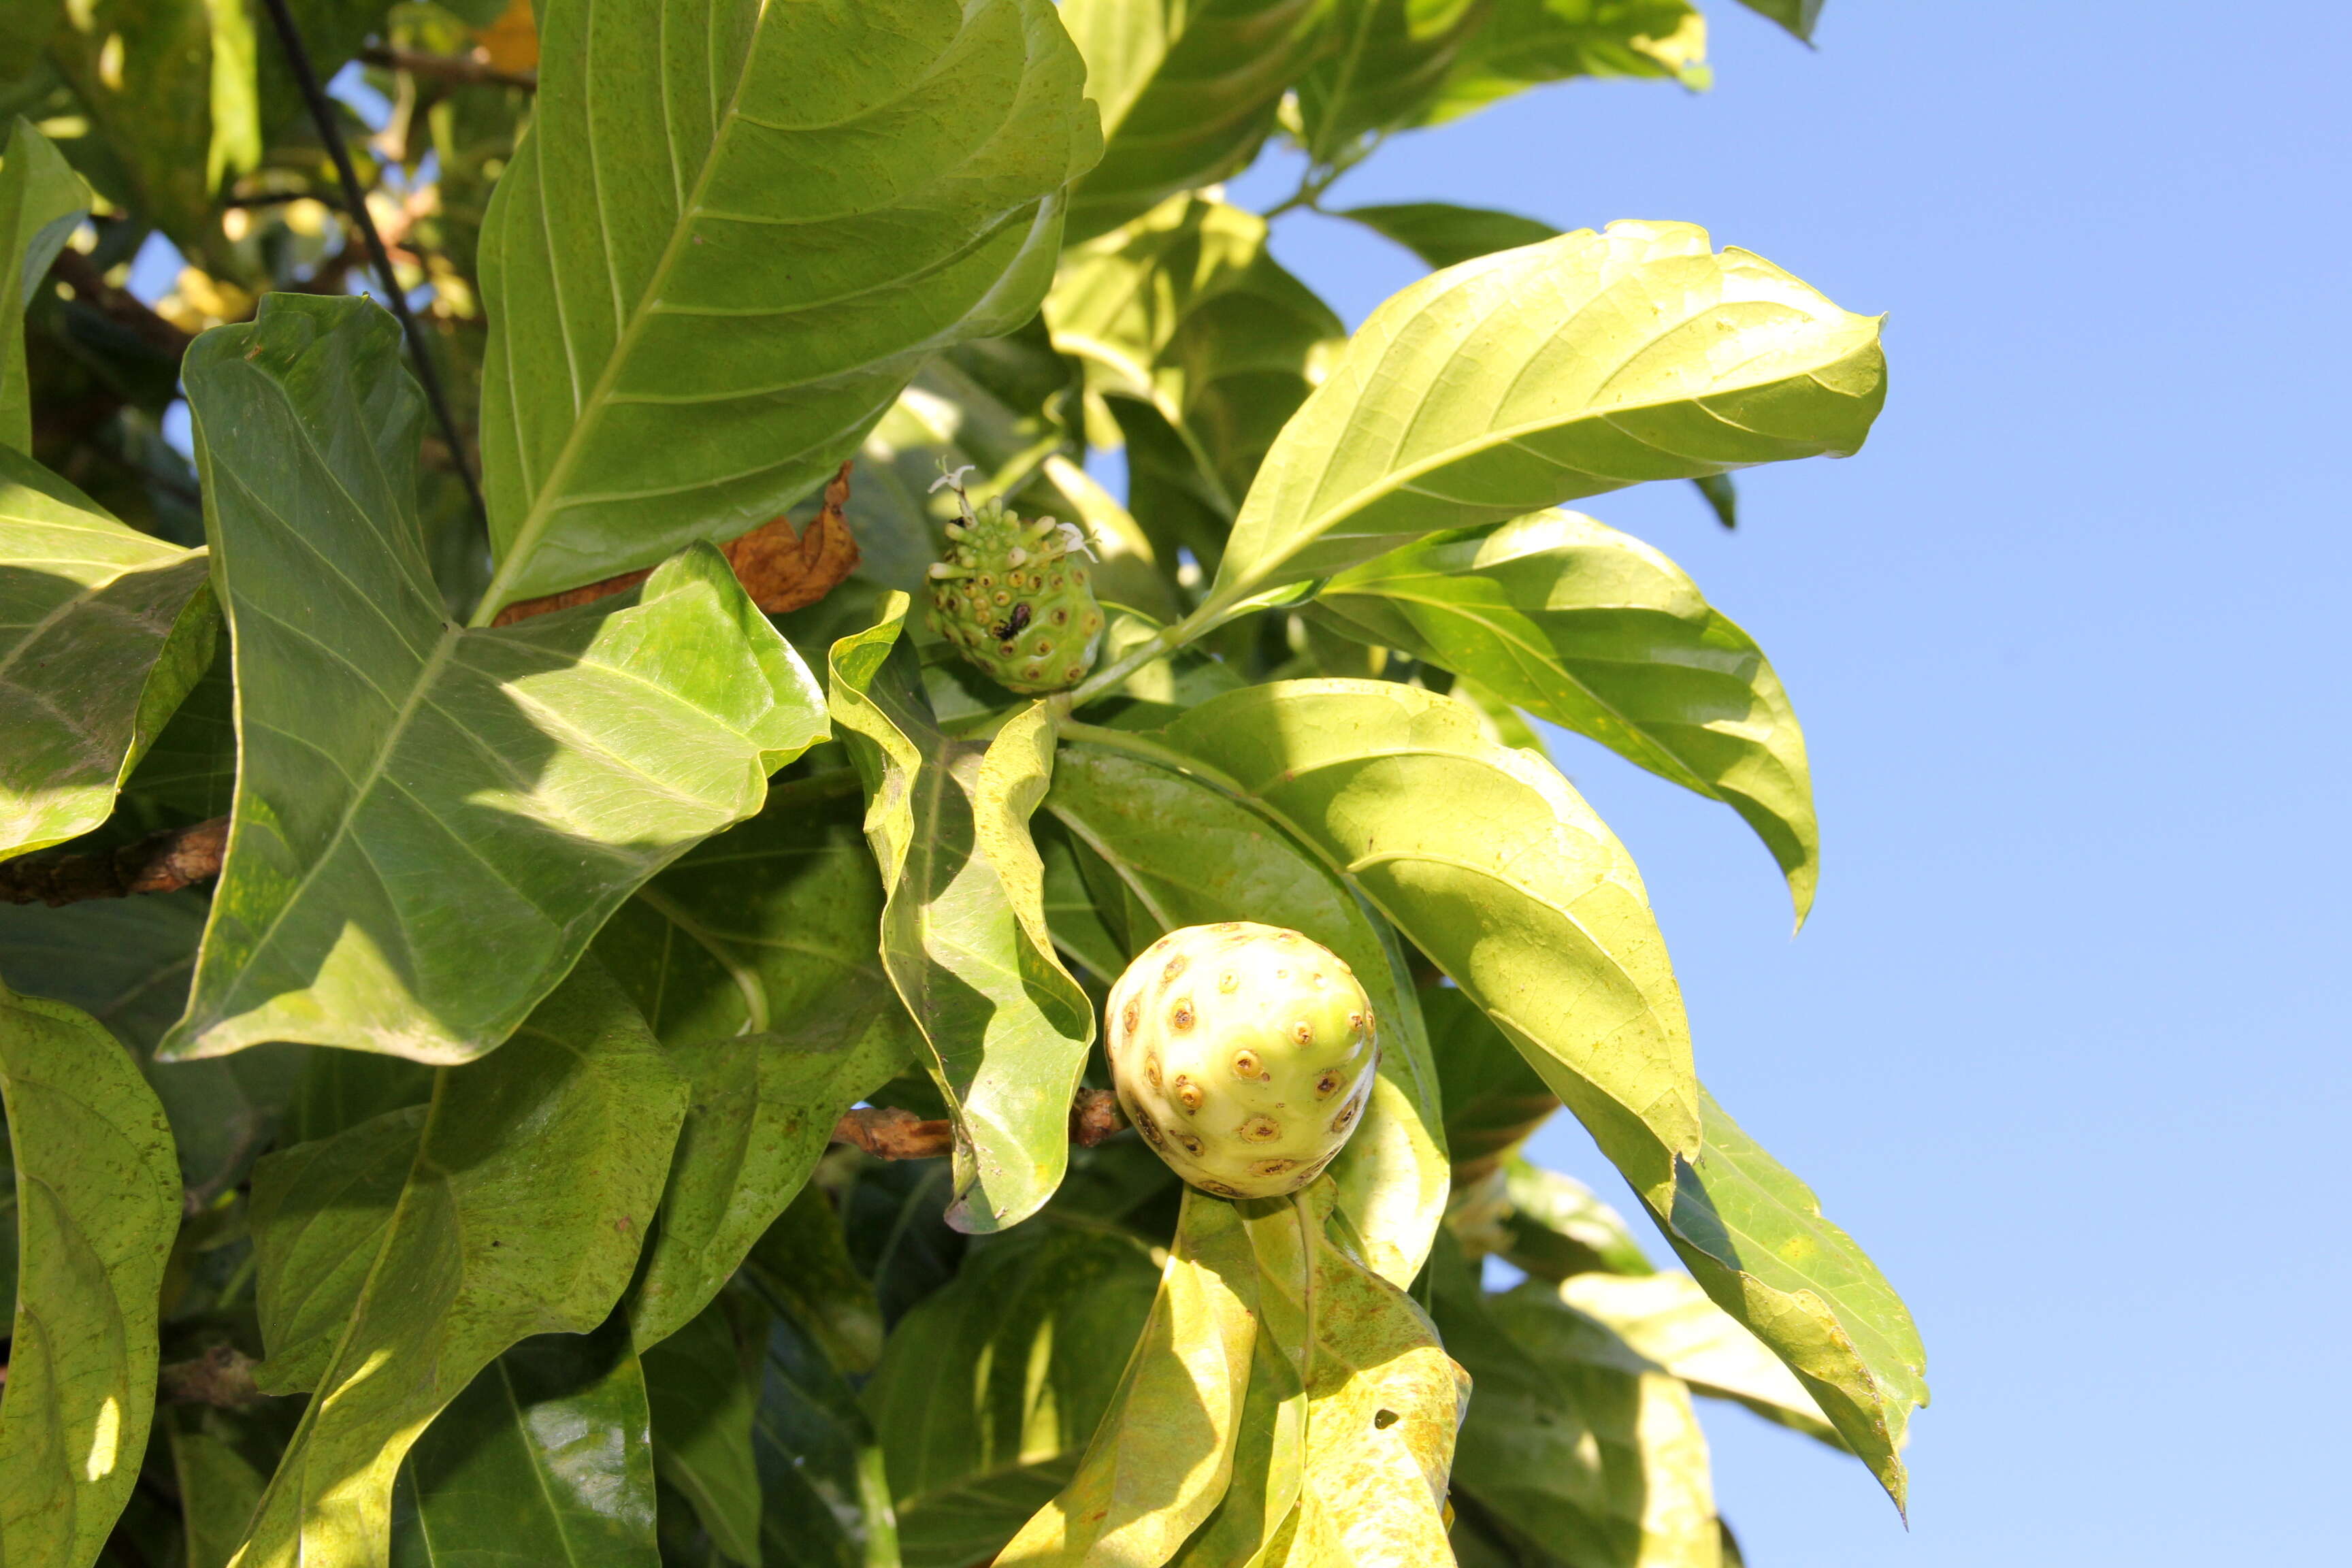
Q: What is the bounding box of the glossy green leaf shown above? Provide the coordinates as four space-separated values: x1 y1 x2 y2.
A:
1648 1086 1927 1509
473 0 1102 610
1335 201 1558 270
1281 1190 1467 1566
868 1223 1162 1567
1060 0 1324 240
1314 510 1818 918
1045 740 1449 1286
122 640 237 819
1141 679 1699 1210
1049 196 1342 525
630 1012 905 1348
1446 1252 1723 1568
395 1313 661 1567
0 448 216 862
644 1299 762 1567
1168 1191 1318 1568
165 293 826 1064
828 603 1096 1233
739 1183 888 1377
746 1290 901 1568
1733 0 1822 44
1420 0 1709 127
1 118 88 453
1501 1157 1654 1280
998 1188 1259 1566
0 979 181 1567
1203 220 1886 619
1555 1271 1839 1444
238 962 689 1568
1295 0 1494 161
0 893 303 1196
282 1045 435 1147
169 1402 302 1568
1424 982 1558 1183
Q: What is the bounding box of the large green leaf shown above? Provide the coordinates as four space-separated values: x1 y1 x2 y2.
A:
1445 1249 1724 1568
998 1188 1259 1567
1419 0 1708 127
236 962 688 1568
629 1007 906 1348
169 1402 302 1568
1501 1156 1653 1280
0 448 216 861
1647 1086 1927 1509
394 1313 662 1567
643 1300 762 1567
746 1289 901 1568
1424 983 1558 1183
1279 1187 1467 1565
1047 194 1341 523
1045 742 1449 1286
1203 220 1886 619
0 980 180 1567
1 118 88 453
1059 0 1324 241
1336 200 1558 270
1130 679 1699 1210
1295 0 1495 161
604 770 915 1345
1556 1271 1839 1444
0 894 301 1196
828 604 1096 1233
868 1223 1162 1567
164 293 825 1064
473 0 1102 612
41 0 218 252
1314 510 1818 919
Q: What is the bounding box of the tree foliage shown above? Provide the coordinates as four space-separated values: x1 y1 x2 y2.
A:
0 0 1924 1563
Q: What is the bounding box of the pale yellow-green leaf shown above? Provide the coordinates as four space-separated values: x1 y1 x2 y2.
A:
1556 1271 1839 1445
1205 220 1885 619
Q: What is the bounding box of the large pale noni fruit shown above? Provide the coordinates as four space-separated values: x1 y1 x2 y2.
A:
1107 921 1379 1199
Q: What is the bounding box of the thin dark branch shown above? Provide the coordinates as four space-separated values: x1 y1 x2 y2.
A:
0 817 227 906
831 1090 1128 1160
359 42 537 91
254 0 488 529
48 248 194 361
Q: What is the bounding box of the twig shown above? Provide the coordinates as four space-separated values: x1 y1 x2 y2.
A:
255 0 488 531
831 1090 1127 1160
48 248 194 361
0 817 227 906
359 42 537 91
159 1344 263 1409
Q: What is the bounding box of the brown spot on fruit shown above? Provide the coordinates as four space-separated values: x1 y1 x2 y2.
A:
1122 998 1141 1037
1170 998 1196 1031
1200 1179 1242 1197
1173 1075 1203 1112
1163 953 1188 983
1175 1131 1204 1156
1330 1095 1362 1134
1232 1049 1262 1078
1239 1114 1281 1143
1252 1157 1298 1177
1290 1021 1313 1045
1218 970 1240 993
1313 1068 1344 1099
1134 1107 1164 1147
1145 1054 1163 1089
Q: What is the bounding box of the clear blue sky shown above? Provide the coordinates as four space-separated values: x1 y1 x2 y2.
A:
1210 3 2350 1561
129 4 2347 1560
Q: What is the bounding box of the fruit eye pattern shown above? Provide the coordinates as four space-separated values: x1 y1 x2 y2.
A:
1105 921 1380 1200
924 466 1106 695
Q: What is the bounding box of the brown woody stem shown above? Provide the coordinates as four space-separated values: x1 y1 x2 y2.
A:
0 817 228 906
830 1089 1126 1160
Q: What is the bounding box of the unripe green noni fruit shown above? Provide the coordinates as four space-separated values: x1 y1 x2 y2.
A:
924 468 1105 696
1106 921 1379 1200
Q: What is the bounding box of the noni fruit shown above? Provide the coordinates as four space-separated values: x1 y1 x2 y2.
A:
1106 921 1379 1200
924 467 1105 695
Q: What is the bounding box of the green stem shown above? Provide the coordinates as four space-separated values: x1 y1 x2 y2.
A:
1293 1186 1318 1390
1064 603 1218 708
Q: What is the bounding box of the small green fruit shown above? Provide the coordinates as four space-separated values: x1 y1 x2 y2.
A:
1106 921 1379 1200
924 467 1105 696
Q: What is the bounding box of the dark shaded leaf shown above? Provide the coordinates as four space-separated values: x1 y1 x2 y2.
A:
1335 200 1558 270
